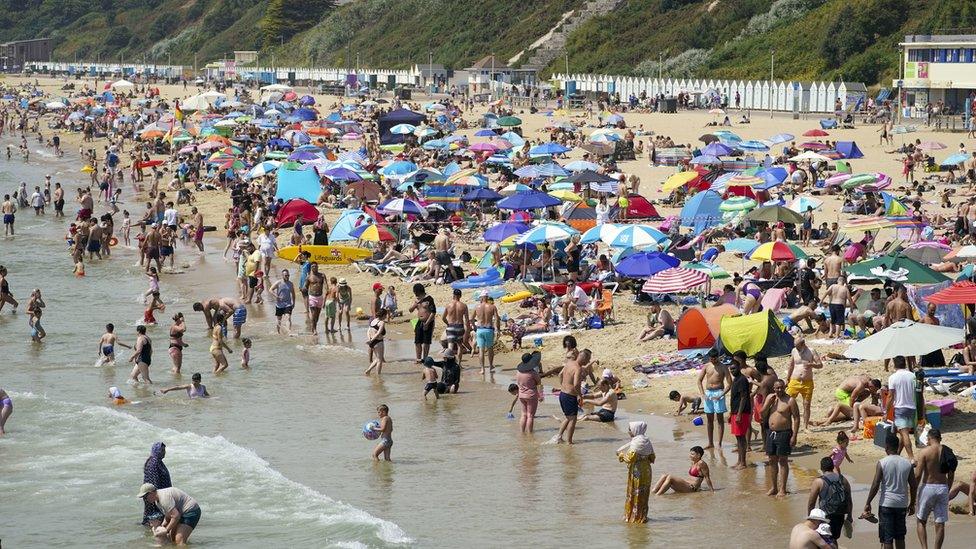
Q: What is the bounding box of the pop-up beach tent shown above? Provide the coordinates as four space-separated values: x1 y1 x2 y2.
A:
275 199 319 227
680 190 723 234
716 310 794 357
378 108 426 144
275 169 321 203
835 141 864 159
329 209 373 241
677 304 738 351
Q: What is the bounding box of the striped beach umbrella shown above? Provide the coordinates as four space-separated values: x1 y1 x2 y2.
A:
377 198 428 218
581 223 622 244
683 261 730 279
747 241 808 261
349 224 396 242
719 196 757 212
641 267 710 294
608 225 669 249
515 222 578 245
842 216 894 233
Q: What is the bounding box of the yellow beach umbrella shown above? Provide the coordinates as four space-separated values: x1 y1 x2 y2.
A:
662 171 699 191
548 189 582 202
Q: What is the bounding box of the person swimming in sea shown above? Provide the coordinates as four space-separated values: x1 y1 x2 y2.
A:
158 373 210 398
108 386 129 405
97 323 130 366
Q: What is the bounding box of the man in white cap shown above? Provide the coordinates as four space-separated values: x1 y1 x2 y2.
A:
137 482 202 545
788 508 835 548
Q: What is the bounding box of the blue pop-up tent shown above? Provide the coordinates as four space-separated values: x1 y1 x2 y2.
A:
681 190 723 234
378 108 426 144
275 169 321 203
329 209 373 241
835 141 864 159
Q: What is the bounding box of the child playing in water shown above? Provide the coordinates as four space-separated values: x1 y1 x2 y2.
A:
669 390 703 415
830 431 853 474
371 404 393 461
121 210 131 246
144 267 160 303
253 271 265 304
159 372 210 398
383 285 399 317
240 337 252 369
97 323 130 366
26 289 46 342
422 358 440 400
144 291 165 325
108 386 129 405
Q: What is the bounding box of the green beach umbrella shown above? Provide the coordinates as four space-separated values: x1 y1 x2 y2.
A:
497 116 522 127
846 252 950 284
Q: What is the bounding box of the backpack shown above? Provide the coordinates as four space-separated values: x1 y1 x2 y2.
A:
940 445 958 475
818 474 847 515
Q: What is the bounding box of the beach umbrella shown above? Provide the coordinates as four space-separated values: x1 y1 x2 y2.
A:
843 320 964 360
516 222 578 245
726 174 764 187
460 186 503 202
497 116 522 127
802 129 829 137
799 141 829 151
549 189 582 202
788 151 831 162
608 225 669 249
901 241 952 265
707 108 726 115
288 150 321 161
699 133 719 144
564 160 601 172
111 79 135 89
474 129 497 137
926 281 976 304
719 196 757 212
939 152 968 167
564 169 614 184
701 142 733 156
322 167 362 181
916 141 947 151
379 160 419 176
346 180 383 201
483 221 531 242
846 252 949 284
390 123 417 135
349 224 396 242
378 198 428 218
788 196 823 213
662 171 700 191
605 113 625 126
500 183 533 195
45 101 67 109
683 261 730 279
725 238 760 254
497 190 562 210
422 139 449 150
747 241 808 261
944 245 976 262
739 139 770 151
642 267 710 294
825 172 852 187
530 142 572 155
245 160 281 179
744 205 804 224
414 126 438 138
581 223 622 244
534 163 569 178
768 133 794 144
689 155 721 166
581 141 615 156
614 251 681 278
754 167 789 190
842 172 891 191
841 216 894 233
590 133 621 143
469 142 499 154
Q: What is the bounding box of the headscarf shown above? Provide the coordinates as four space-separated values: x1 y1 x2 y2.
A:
617 421 654 457
142 442 171 524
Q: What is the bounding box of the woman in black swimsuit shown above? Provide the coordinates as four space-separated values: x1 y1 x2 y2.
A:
129 325 153 383
0 265 18 312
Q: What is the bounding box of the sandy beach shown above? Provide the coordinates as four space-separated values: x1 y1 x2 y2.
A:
4 72 976 546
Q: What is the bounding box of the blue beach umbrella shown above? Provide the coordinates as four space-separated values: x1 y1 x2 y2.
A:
529 142 573 155
463 188 504 202
483 221 531 241
615 251 680 278
379 160 419 176
609 225 670 249
497 190 562 210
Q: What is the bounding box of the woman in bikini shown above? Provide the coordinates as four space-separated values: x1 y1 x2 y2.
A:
0 387 12 436
168 313 188 374
736 276 763 315
364 309 388 375
653 445 714 494
210 312 233 374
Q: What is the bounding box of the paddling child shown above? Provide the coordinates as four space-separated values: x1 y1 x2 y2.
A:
372 404 393 461
669 390 703 415
240 337 252 369
97 323 130 365
422 358 440 400
159 373 210 398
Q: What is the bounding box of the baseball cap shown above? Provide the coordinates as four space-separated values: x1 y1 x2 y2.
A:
136 483 157 498
373 282 384 291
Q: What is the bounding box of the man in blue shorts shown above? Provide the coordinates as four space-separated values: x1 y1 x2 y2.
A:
697 348 732 449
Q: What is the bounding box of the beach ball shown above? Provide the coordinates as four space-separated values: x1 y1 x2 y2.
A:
363 420 380 440
356 307 364 316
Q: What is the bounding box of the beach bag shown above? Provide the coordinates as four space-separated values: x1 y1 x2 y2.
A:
818 474 847 515
940 445 958 474
586 315 604 329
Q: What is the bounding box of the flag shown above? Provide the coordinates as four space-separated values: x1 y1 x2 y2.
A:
174 100 184 123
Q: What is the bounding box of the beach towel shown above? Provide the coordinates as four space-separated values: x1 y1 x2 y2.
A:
632 356 705 376
761 288 789 313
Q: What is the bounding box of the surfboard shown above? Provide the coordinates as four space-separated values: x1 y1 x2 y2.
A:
277 245 373 265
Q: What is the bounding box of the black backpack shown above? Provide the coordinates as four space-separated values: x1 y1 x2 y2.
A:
940 445 958 475
819 474 847 515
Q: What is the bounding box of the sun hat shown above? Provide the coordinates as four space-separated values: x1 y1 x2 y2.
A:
338 278 348 286
806 508 829 523
516 351 542 373
136 483 157 498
